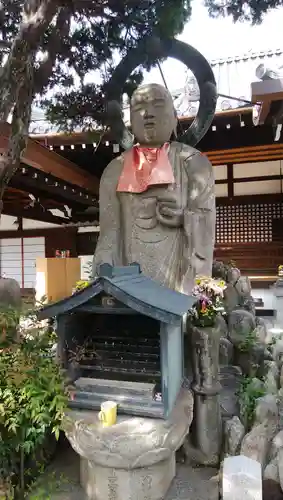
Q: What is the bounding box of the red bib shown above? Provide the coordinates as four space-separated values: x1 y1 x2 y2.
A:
116 143 175 193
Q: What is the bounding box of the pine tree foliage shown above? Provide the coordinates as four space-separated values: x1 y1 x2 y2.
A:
0 0 191 210
205 0 283 24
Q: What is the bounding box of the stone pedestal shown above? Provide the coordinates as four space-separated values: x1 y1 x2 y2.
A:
80 455 175 500
63 384 194 500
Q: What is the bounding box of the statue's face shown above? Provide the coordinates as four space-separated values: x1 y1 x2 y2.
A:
130 84 177 146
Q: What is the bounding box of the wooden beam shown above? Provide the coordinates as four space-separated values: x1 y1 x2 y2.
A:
233 174 282 184
209 143 283 157
2 204 69 225
11 165 98 208
29 107 253 146
227 164 234 199
0 227 77 238
0 123 99 194
209 149 283 161
211 154 283 165
216 193 283 205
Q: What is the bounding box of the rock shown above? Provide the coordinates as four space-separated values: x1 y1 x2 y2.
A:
278 389 283 428
240 395 279 468
236 277 255 314
224 284 240 314
227 267 241 285
218 314 229 337
237 276 252 297
270 430 283 460
222 455 262 500
264 458 279 483
228 309 256 345
262 479 283 500
224 416 245 456
0 277 21 308
251 377 265 392
255 318 267 344
255 395 278 424
278 448 283 492
219 366 242 421
234 344 265 378
273 340 283 368
240 426 274 468
223 271 254 315
219 338 233 366
238 378 264 428
264 361 279 394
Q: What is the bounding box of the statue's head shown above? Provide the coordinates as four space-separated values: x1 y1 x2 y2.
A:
130 83 177 146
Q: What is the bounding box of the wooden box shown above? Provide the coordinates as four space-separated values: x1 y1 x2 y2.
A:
36 257 81 303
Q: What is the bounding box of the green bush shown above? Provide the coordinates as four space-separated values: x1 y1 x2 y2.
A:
0 307 68 497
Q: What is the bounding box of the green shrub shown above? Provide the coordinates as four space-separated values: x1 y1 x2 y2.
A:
0 308 68 497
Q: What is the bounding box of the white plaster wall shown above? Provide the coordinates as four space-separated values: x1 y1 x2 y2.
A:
78 226 100 233
251 287 275 310
0 214 61 230
79 255 93 279
233 160 282 178
233 159 283 196
0 215 19 230
23 219 60 229
215 183 228 197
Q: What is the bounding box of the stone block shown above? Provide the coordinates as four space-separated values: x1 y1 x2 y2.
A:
224 416 245 456
80 455 175 500
222 455 262 500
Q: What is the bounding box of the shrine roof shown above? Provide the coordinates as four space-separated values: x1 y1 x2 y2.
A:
37 264 195 325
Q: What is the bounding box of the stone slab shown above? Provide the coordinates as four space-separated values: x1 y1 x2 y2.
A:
223 455 262 500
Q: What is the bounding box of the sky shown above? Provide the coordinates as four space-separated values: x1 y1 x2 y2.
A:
142 0 283 90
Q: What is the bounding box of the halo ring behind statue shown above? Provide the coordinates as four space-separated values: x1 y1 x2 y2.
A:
105 37 217 148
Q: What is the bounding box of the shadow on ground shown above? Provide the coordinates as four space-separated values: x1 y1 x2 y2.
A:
28 437 219 500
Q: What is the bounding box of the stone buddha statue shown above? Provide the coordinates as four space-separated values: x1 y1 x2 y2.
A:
93 82 215 294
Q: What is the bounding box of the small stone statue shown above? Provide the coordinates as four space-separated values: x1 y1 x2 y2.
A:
93 83 216 294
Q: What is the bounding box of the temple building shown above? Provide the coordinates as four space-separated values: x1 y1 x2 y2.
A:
1 48 283 309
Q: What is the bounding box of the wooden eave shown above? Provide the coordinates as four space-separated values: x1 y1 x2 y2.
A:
207 143 283 165
0 123 99 194
29 106 253 147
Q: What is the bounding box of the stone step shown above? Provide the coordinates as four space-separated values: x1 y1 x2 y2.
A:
73 388 158 406
74 376 156 398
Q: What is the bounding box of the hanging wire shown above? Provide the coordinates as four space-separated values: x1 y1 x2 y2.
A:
157 61 185 135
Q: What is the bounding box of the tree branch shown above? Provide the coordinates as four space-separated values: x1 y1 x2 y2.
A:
0 0 59 122
0 0 63 214
0 51 34 201
34 5 71 92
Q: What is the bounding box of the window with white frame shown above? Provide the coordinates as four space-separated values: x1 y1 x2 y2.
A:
0 236 45 288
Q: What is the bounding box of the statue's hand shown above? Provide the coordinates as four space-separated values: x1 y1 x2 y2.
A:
156 195 183 228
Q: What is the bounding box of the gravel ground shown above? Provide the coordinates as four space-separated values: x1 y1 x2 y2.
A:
28 439 219 500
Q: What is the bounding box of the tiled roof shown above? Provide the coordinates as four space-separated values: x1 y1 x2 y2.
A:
173 48 283 117
29 48 283 134
38 264 195 325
